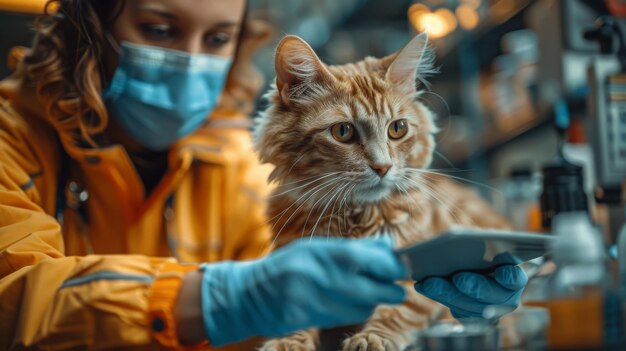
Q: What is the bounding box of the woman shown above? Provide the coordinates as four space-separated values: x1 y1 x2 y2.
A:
0 0 526 349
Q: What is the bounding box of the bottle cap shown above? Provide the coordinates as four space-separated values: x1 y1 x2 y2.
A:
567 118 588 144
540 157 589 229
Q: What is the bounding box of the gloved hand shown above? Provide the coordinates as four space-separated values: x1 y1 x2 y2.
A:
200 237 407 346
414 265 528 320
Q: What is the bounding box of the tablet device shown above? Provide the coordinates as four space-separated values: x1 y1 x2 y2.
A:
395 227 553 282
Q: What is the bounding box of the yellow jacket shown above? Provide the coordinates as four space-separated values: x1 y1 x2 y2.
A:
0 46 274 349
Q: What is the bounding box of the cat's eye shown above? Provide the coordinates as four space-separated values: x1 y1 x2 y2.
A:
331 123 355 142
388 119 408 139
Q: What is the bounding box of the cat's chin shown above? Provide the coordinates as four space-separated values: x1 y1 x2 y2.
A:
351 185 394 204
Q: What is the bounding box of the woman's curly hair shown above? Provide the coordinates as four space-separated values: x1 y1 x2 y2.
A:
21 0 271 148
23 0 124 147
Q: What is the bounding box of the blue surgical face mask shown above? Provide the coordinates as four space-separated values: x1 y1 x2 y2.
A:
103 40 232 150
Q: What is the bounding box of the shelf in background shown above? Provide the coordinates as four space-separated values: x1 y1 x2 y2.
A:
438 110 553 164
433 0 534 64
481 110 553 151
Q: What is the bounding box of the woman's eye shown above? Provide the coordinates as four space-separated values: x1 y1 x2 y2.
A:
330 123 355 143
205 32 232 48
388 119 408 139
139 23 175 40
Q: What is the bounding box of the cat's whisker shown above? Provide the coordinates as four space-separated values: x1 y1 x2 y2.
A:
380 187 412 242
419 91 451 120
274 176 348 244
301 178 349 239
421 177 480 228
403 175 450 210
301 181 341 239
308 181 347 240
402 175 470 226
339 183 356 236
337 183 355 236
268 175 341 229
270 176 346 246
282 153 307 179
407 142 459 171
433 150 457 170
276 171 345 190
336 186 350 237
326 182 351 239
275 171 343 188
402 175 460 222
395 182 417 214
405 168 502 195
407 168 484 191
426 168 472 173
419 90 454 146
397 180 427 223
345 184 357 232
270 171 343 198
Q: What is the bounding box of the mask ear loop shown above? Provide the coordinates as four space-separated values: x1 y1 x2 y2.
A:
102 33 123 100
105 32 121 55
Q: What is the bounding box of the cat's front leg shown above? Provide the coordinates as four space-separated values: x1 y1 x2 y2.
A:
342 285 444 351
259 329 320 351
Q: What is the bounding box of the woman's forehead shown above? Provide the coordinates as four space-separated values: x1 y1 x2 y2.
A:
127 0 245 26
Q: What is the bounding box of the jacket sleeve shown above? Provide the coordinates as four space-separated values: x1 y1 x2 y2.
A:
0 101 184 349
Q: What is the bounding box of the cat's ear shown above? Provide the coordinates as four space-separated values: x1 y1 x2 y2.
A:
275 35 335 104
385 32 436 94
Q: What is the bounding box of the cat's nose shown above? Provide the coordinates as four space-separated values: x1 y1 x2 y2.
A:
370 163 392 177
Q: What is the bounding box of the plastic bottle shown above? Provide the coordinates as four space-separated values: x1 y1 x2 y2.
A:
544 212 607 349
562 118 596 207
539 157 589 230
502 167 542 231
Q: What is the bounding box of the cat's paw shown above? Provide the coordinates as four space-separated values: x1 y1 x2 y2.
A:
259 334 317 351
341 332 399 351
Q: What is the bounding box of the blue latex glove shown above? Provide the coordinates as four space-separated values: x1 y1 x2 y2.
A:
200 237 407 346
414 265 528 320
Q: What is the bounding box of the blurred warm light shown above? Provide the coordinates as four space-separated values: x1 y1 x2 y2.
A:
412 12 451 38
435 8 458 32
408 3 459 38
0 0 48 13
408 3 430 17
456 4 480 30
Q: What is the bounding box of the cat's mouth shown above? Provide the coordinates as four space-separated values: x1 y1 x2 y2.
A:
351 179 395 203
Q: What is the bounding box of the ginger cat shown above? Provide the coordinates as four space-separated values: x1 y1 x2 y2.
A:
254 33 510 351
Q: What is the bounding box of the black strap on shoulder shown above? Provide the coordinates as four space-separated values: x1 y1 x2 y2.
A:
55 142 70 225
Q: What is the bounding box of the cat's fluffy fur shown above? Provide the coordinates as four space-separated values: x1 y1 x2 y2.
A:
254 33 509 351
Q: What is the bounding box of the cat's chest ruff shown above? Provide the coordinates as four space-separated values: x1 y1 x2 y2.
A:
341 194 439 245
345 202 416 236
